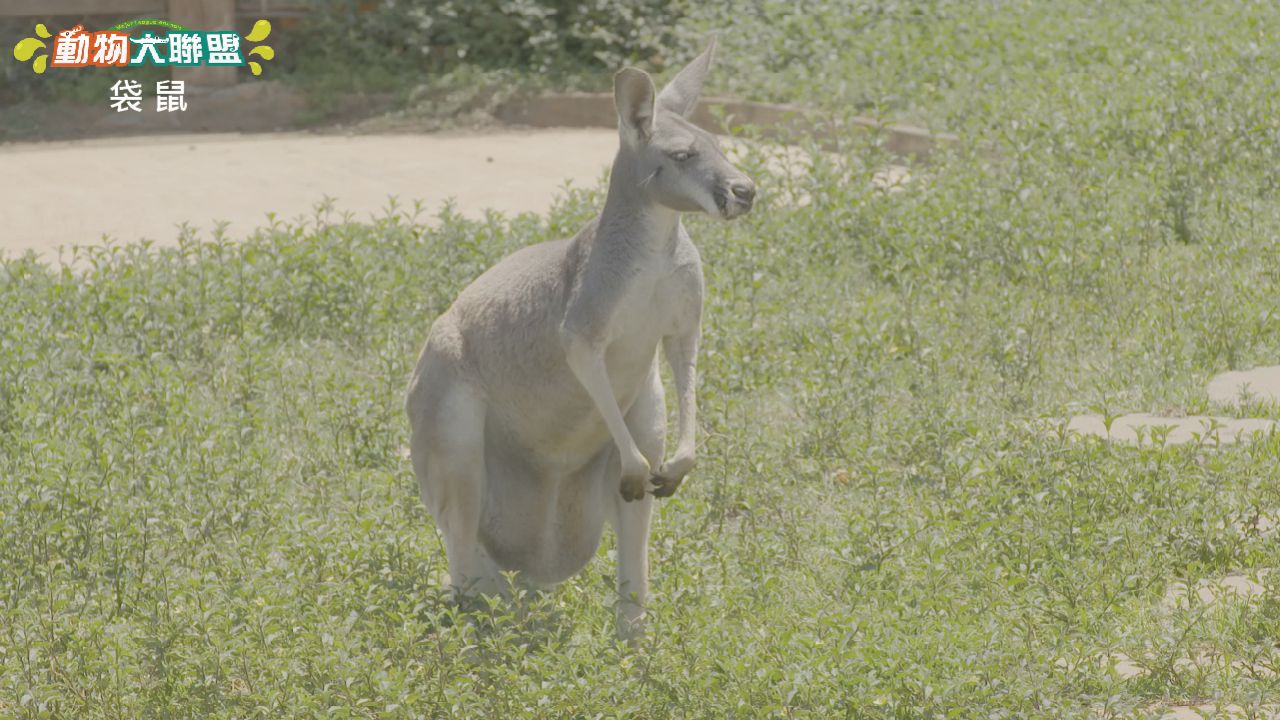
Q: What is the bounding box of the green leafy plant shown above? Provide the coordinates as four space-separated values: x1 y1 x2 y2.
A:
5 1 1280 716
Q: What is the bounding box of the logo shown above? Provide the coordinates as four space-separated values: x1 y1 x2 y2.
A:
12 18 276 75
13 19 276 114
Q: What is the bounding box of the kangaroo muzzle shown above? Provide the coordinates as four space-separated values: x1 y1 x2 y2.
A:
716 178 756 219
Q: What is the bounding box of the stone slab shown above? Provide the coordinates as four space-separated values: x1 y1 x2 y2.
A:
1207 366 1280 406
1065 414 1275 446
1164 571 1270 611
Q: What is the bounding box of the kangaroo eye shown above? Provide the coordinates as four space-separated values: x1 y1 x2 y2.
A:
671 150 695 162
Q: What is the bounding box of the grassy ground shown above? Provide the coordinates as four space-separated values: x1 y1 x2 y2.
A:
5 1 1280 717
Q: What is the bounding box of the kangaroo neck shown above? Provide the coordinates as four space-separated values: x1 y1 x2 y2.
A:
598 149 681 254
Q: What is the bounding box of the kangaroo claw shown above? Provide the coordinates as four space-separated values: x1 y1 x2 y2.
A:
649 473 684 498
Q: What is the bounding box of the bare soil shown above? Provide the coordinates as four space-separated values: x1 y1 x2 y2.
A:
0 128 618 261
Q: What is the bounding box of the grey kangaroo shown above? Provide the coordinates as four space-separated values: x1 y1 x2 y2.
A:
405 38 755 638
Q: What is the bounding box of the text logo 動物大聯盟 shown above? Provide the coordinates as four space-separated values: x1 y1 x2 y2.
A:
13 18 275 75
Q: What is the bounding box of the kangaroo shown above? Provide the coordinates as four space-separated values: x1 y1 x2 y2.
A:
405 38 755 638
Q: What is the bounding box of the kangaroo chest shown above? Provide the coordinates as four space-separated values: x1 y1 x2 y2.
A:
603 259 690 364
611 272 673 337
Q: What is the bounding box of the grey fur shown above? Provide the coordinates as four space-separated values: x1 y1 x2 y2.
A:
405 38 755 639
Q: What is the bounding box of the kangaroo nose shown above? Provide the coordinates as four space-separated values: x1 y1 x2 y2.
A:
731 182 756 204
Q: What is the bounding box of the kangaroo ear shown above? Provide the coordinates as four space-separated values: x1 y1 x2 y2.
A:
657 36 716 117
614 67 656 142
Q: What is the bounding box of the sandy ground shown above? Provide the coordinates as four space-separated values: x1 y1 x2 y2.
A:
0 129 620 261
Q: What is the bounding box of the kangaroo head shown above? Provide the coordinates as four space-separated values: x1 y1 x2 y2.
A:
613 38 756 220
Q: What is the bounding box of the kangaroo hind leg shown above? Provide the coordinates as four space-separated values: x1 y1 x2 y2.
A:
407 357 501 600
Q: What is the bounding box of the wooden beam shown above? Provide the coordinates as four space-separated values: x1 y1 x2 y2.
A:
495 94 959 162
0 0 164 16
170 0 238 87
235 0 312 16
0 0 355 19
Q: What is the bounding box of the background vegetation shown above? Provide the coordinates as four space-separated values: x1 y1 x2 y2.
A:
4 0 1280 717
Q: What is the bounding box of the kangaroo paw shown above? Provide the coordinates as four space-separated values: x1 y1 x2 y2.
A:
649 472 684 498
620 475 648 502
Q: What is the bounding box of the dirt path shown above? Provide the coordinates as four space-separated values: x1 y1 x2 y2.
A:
0 129 619 261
